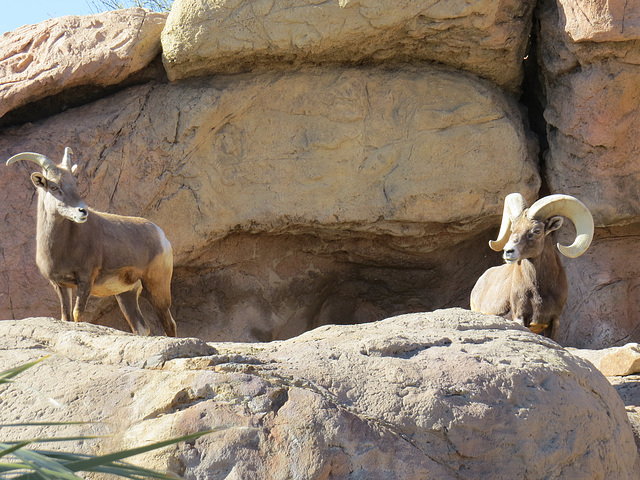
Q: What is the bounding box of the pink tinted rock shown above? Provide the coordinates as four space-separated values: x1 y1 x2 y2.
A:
0 8 166 119
0 311 638 479
557 0 640 42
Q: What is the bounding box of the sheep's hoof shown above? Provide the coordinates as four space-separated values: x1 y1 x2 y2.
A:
528 324 548 334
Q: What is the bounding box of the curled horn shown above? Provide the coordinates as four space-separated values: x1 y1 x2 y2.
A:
527 194 594 258
6 152 57 172
488 193 528 252
61 147 74 170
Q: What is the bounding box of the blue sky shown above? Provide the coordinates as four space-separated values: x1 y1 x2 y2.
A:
1 0 96 35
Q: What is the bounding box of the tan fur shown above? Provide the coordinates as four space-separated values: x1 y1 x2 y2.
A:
11 151 177 337
471 214 566 340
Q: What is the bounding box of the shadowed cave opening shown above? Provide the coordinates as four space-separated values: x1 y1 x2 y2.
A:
86 228 501 342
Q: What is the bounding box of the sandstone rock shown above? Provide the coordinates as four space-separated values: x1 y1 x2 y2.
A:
0 66 539 341
543 61 640 226
161 0 536 91
557 0 640 42
0 8 166 120
599 344 640 376
536 0 640 346
568 348 640 452
539 0 640 226
569 344 640 377
626 406 640 453
566 346 609 368
0 310 638 479
556 224 640 349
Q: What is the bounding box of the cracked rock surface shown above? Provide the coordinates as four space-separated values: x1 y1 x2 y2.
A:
0 309 638 479
161 0 535 91
0 66 538 342
0 8 167 120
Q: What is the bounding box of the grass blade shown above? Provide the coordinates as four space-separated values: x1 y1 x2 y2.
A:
0 356 51 385
62 430 215 472
2 436 101 445
89 463 181 479
0 441 35 458
7 446 85 480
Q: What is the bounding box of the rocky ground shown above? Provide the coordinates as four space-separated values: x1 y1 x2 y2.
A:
2 0 640 349
0 310 638 479
568 345 640 453
1 1 640 477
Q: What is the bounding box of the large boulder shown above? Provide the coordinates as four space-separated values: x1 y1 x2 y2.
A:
0 8 167 122
535 0 640 349
539 0 640 226
556 0 640 42
0 310 638 479
0 65 539 341
161 0 536 91
2 0 637 352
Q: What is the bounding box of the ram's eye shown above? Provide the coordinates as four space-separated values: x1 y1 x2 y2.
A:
50 186 59 192
532 228 542 235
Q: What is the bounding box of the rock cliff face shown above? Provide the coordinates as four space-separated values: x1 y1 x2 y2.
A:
2 3 640 474
1 311 638 479
537 0 640 347
161 0 535 91
0 0 638 347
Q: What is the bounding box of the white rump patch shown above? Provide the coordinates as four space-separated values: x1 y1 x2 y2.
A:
155 224 172 255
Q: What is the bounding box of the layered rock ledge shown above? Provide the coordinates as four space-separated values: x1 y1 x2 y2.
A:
161 0 536 91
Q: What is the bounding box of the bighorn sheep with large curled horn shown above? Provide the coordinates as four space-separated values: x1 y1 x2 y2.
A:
470 193 594 340
6 148 177 337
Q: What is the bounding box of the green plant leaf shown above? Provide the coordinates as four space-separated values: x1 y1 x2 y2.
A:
62 429 215 472
6 449 183 479
0 357 246 479
1 422 89 427
3 443 85 480
0 355 51 384
0 441 34 458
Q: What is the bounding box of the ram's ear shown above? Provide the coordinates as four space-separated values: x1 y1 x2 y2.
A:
71 164 78 175
30 172 48 190
545 216 563 235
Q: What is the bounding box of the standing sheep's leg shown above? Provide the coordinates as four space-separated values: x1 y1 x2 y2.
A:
73 278 93 323
52 283 73 322
145 280 177 337
143 259 177 337
548 316 560 342
155 306 177 338
115 280 151 336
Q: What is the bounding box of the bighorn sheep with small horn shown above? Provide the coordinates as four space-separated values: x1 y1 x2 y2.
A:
6 148 177 337
470 193 594 340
